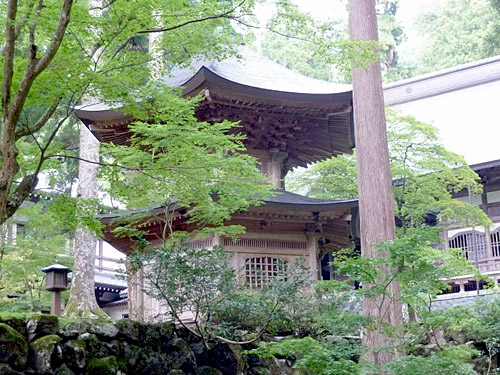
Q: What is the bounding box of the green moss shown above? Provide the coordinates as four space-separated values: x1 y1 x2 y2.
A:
62 301 108 319
68 339 86 350
0 312 30 320
31 334 61 351
87 356 118 375
0 322 28 356
29 314 59 325
0 323 29 369
0 323 26 344
58 316 80 329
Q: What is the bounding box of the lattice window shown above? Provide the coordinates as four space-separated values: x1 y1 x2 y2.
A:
491 230 500 257
439 283 460 295
448 231 487 260
245 257 288 288
187 238 214 250
223 238 307 250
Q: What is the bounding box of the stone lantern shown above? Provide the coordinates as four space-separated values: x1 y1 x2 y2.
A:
41 261 71 316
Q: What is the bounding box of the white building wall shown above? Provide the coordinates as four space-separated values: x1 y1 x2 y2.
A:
389 80 500 165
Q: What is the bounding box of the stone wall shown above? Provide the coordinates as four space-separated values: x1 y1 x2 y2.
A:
0 315 295 375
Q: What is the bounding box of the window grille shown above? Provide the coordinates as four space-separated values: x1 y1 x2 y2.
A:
187 238 214 250
464 280 487 292
223 238 307 250
491 230 500 257
244 257 288 288
448 231 487 260
439 283 460 295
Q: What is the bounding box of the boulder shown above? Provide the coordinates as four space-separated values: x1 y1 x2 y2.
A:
54 364 76 375
79 332 107 357
0 323 28 370
0 316 26 337
63 340 87 371
115 319 144 343
27 315 59 342
89 321 119 340
31 334 61 375
194 342 239 375
0 363 23 375
197 366 224 375
87 356 119 375
166 337 197 374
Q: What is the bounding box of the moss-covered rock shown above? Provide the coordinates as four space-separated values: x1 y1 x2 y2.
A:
0 323 28 370
0 316 26 337
198 366 224 375
60 320 91 339
87 355 118 375
89 320 119 340
27 314 59 342
115 319 144 343
63 339 87 371
0 363 24 375
54 364 76 375
194 342 239 375
248 367 271 375
31 334 61 374
79 332 105 357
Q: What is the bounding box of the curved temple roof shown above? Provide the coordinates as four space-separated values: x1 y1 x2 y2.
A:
77 46 352 115
161 46 351 96
76 47 354 168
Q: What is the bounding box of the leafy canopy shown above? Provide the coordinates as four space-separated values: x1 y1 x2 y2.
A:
0 0 258 225
413 0 500 73
100 87 271 237
287 109 489 232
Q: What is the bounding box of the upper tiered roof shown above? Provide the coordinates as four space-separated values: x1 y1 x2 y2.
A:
76 46 354 169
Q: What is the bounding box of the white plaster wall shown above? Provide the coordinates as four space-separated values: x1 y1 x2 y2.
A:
392 80 500 165
103 304 128 319
488 190 500 204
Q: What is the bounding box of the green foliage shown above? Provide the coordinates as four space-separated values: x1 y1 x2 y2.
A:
287 109 489 232
384 345 478 375
0 202 72 312
286 154 357 200
250 336 361 375
101 88 271 234
128 242 312 341
0 0 262 227
259 0 379 79
335 227 484 314
258 0 414 83
414 0 500 73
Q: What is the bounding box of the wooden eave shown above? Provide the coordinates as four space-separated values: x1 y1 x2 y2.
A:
99 197 356 254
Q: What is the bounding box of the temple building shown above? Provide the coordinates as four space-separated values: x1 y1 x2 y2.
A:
76 47 359 321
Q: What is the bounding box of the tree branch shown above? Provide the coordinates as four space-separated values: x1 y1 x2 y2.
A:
136 0 246 34
8 0 73 125
15 100 60 140
2 0 18 116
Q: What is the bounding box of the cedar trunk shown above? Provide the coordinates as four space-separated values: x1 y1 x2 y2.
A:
348 0 403 366
64 124 104 317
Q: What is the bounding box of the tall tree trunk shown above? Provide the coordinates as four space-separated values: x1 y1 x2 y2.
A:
63 124 105 317
348 0 403 366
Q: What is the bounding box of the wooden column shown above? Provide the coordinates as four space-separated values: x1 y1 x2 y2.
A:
51 291 62 316
349 0 403 365
307 234 319 281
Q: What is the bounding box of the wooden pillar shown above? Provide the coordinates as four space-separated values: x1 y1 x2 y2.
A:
51 291 62 316
481 191 489 214
260 150 288 188
349 0 403 365
441 229 449 252
307 234 319 281
458 281 466 293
